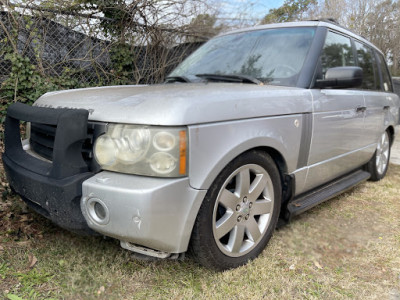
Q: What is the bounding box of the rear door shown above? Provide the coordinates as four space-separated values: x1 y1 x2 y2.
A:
354 41 388 154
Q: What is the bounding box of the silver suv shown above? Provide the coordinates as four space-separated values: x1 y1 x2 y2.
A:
3 20 400 270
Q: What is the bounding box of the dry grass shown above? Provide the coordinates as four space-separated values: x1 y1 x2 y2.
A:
1 161 400 299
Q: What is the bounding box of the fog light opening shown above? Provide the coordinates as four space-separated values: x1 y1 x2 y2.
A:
94 202 106 220
87 198 110 225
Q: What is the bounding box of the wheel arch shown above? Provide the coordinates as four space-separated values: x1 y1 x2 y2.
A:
188 135 294 191
386 125 395 146
252 146 288 181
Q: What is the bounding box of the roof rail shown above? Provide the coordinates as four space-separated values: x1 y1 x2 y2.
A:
309 18 339 25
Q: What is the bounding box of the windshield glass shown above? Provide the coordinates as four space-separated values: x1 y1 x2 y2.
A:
170 27 316 86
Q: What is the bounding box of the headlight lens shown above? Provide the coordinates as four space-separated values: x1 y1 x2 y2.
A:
94 124 187 177
94 136 118 166
149 152 177 174
114 126 151 163
153 131 176 151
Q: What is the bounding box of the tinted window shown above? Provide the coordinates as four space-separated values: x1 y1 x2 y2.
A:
355 41 379 90
321 31 355 78
376 53 393 92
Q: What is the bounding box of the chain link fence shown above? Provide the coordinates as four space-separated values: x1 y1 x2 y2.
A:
0 3 207 106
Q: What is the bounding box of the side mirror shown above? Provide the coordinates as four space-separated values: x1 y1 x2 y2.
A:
315 66 363 89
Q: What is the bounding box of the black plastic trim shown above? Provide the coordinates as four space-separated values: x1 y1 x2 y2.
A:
3 102 97 234
3 154 95 234
297 26 327 89
297 113 312 169
286 169 370 220
5 102 89 179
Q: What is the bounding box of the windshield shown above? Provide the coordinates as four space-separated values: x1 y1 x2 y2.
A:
170 27 316 86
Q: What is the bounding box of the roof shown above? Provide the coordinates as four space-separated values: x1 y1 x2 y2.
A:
217 21 382 55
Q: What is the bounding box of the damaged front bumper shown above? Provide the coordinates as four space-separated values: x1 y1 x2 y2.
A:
81 171 206 254
3 103 206 256
3 102 95 234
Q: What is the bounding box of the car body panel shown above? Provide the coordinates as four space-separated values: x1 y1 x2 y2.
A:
187 115 305 190
304 89 368 191
35 84 312 126
81 171 207 253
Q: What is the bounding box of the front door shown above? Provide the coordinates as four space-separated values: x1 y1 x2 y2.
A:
303 30 367 192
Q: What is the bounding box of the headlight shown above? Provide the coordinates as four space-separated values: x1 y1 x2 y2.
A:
94 136 118 166
94 124 188 177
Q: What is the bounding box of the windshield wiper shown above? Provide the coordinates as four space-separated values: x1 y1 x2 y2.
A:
195 73 262 85
165 76 191 83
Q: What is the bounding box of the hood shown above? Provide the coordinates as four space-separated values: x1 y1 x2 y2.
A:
34 83 312 126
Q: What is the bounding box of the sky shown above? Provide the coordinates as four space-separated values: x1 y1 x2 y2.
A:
217 0 286 24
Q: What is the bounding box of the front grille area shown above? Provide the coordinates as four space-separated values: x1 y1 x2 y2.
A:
82 124 95 164
30 123 57 161
30 121 105 171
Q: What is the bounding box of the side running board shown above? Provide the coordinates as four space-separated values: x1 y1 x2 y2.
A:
287 169 370 220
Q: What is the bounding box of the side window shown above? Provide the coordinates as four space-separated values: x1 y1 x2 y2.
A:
321 31 355 78
376 53 393 92
355 41 379 90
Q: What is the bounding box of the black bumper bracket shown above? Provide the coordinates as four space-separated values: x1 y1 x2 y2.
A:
2 102 97 234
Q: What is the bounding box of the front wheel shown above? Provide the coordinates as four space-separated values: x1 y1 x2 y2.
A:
366 131 391 181
190 151 281 270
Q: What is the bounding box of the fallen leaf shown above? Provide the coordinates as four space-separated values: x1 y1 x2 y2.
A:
59 259 68 267
28 254 38 268
289 264 296 270
313 261 323 269
16 241 30 247
97 286 105 295
20 215 30 222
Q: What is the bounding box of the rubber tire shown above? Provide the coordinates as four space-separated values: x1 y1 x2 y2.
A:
366 130 391 182
190 150 281 270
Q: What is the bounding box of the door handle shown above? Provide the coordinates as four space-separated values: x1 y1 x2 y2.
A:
356 106 366 113
383 105 390 110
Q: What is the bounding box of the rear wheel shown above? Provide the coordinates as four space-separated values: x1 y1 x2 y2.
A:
366 130 391 181
190 151 281 270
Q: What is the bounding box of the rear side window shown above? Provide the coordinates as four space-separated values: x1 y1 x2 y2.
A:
355 41 379 90
376 53 393 92
321 31 355 78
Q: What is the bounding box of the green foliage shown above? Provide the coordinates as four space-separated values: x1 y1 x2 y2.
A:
0 261 9 279
6 294 24 300
261 0 317 24
1 53 54 104
0 51 93 125
109 43 136 85
4 269 55 300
